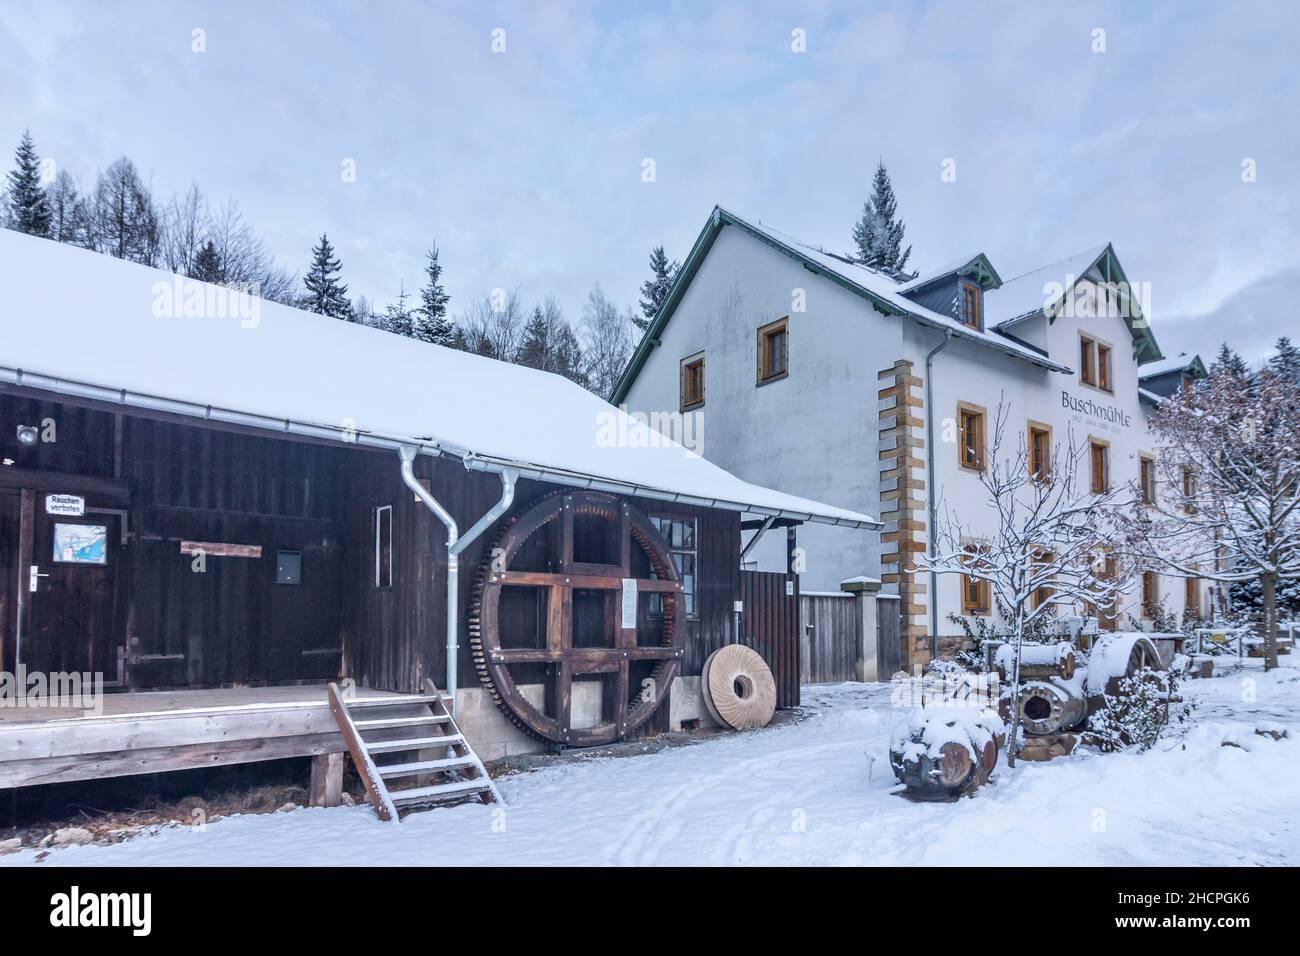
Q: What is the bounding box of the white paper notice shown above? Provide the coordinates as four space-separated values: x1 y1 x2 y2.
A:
621 578 638 629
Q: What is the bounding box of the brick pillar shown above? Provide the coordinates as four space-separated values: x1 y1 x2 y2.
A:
877 360 931 671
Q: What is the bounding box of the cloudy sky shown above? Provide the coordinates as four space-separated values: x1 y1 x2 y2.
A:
2 0 1296 360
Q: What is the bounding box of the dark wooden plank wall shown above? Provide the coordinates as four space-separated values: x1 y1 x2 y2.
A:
339 456 741 702
0 394 352 688
2 393 745 719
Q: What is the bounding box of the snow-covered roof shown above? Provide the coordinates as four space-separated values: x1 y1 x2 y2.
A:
712 209 1068 372
896 252 1002 292
1138 353 1203 378
984 244 1109 328
0 230 875 528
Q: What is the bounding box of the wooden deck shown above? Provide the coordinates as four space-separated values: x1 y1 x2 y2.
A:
0 684 401 792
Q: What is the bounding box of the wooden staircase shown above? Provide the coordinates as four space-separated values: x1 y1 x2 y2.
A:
327 679 502 821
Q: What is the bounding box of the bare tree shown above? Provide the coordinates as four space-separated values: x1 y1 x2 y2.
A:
1128 345 1300 669
919 400 1133 765
161 182 207 275
581 284 634 400
458 287 525 360
89 157 160 265
205 199 296 303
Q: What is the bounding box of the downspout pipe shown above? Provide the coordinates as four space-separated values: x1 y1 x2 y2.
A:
398 444 517 716
924 329 953 657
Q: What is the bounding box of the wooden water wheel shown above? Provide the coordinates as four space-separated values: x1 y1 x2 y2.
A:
469 490 685 747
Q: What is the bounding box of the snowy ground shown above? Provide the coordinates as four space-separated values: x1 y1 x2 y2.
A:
5 658 1297 867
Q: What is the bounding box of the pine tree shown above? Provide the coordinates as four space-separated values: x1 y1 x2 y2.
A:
1210 342 1249 380
637 245 679 331
552 322 587 388
413 244 454 345
517 306 552 369
46 170 91 246
851 161 911 274
378 284 416 337
1269 336 1300 385
191 240 223 283
301 233 352 319
5 130 53 236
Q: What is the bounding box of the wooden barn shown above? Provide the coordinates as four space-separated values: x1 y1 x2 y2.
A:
0 231 874 814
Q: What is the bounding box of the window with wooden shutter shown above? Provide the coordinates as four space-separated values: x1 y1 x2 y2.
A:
1098 343 1112 391
1142 571 1159 617
680 352 705 410
1080 336 1096 386
1139 454 1156 504
1028 423 1051 480
957 402 986 471
1090 439 1109 493
960 544 991 615
756 317 789 384
962 283 980 329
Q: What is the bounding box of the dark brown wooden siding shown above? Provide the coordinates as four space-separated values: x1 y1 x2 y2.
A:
2 391 744 714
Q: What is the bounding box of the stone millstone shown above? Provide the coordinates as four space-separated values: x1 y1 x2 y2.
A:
701 644 777 730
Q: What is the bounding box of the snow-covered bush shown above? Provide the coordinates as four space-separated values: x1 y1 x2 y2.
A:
947 598 1059 672
1084 666 1191 752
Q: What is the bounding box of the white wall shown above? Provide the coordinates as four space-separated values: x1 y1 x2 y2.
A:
622 225 899 591
909 275 1197 636
624 229 1198 639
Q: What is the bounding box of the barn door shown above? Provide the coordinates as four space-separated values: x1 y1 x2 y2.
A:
739 569 799 708
25 508 125 683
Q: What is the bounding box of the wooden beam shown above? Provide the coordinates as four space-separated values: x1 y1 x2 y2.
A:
489 646 682 664
0 466 130 502
490 570 681 592
309 751 345 808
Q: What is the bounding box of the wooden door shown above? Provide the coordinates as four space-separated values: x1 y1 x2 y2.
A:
25 510 125 682
0 490 18 672
739 569 799 708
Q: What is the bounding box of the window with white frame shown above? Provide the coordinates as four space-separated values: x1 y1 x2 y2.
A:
375 505 393 589
649 515 697 618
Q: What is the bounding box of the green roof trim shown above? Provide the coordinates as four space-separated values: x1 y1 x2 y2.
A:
1050 243 1164 365
906 253 1003 292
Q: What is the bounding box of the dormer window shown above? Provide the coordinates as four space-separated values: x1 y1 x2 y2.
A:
961 283 981 330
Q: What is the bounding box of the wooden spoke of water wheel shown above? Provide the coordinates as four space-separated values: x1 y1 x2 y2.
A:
470 491 684 747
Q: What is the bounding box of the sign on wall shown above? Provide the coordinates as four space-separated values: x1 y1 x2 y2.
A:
621 578 638 629
53 523 108 564
45 493 85 517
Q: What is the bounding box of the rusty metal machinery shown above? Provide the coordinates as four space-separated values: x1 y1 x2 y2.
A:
1017 680 1088 735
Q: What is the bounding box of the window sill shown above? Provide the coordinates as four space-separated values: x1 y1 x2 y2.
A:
756 371 789 387
680 399 704 412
